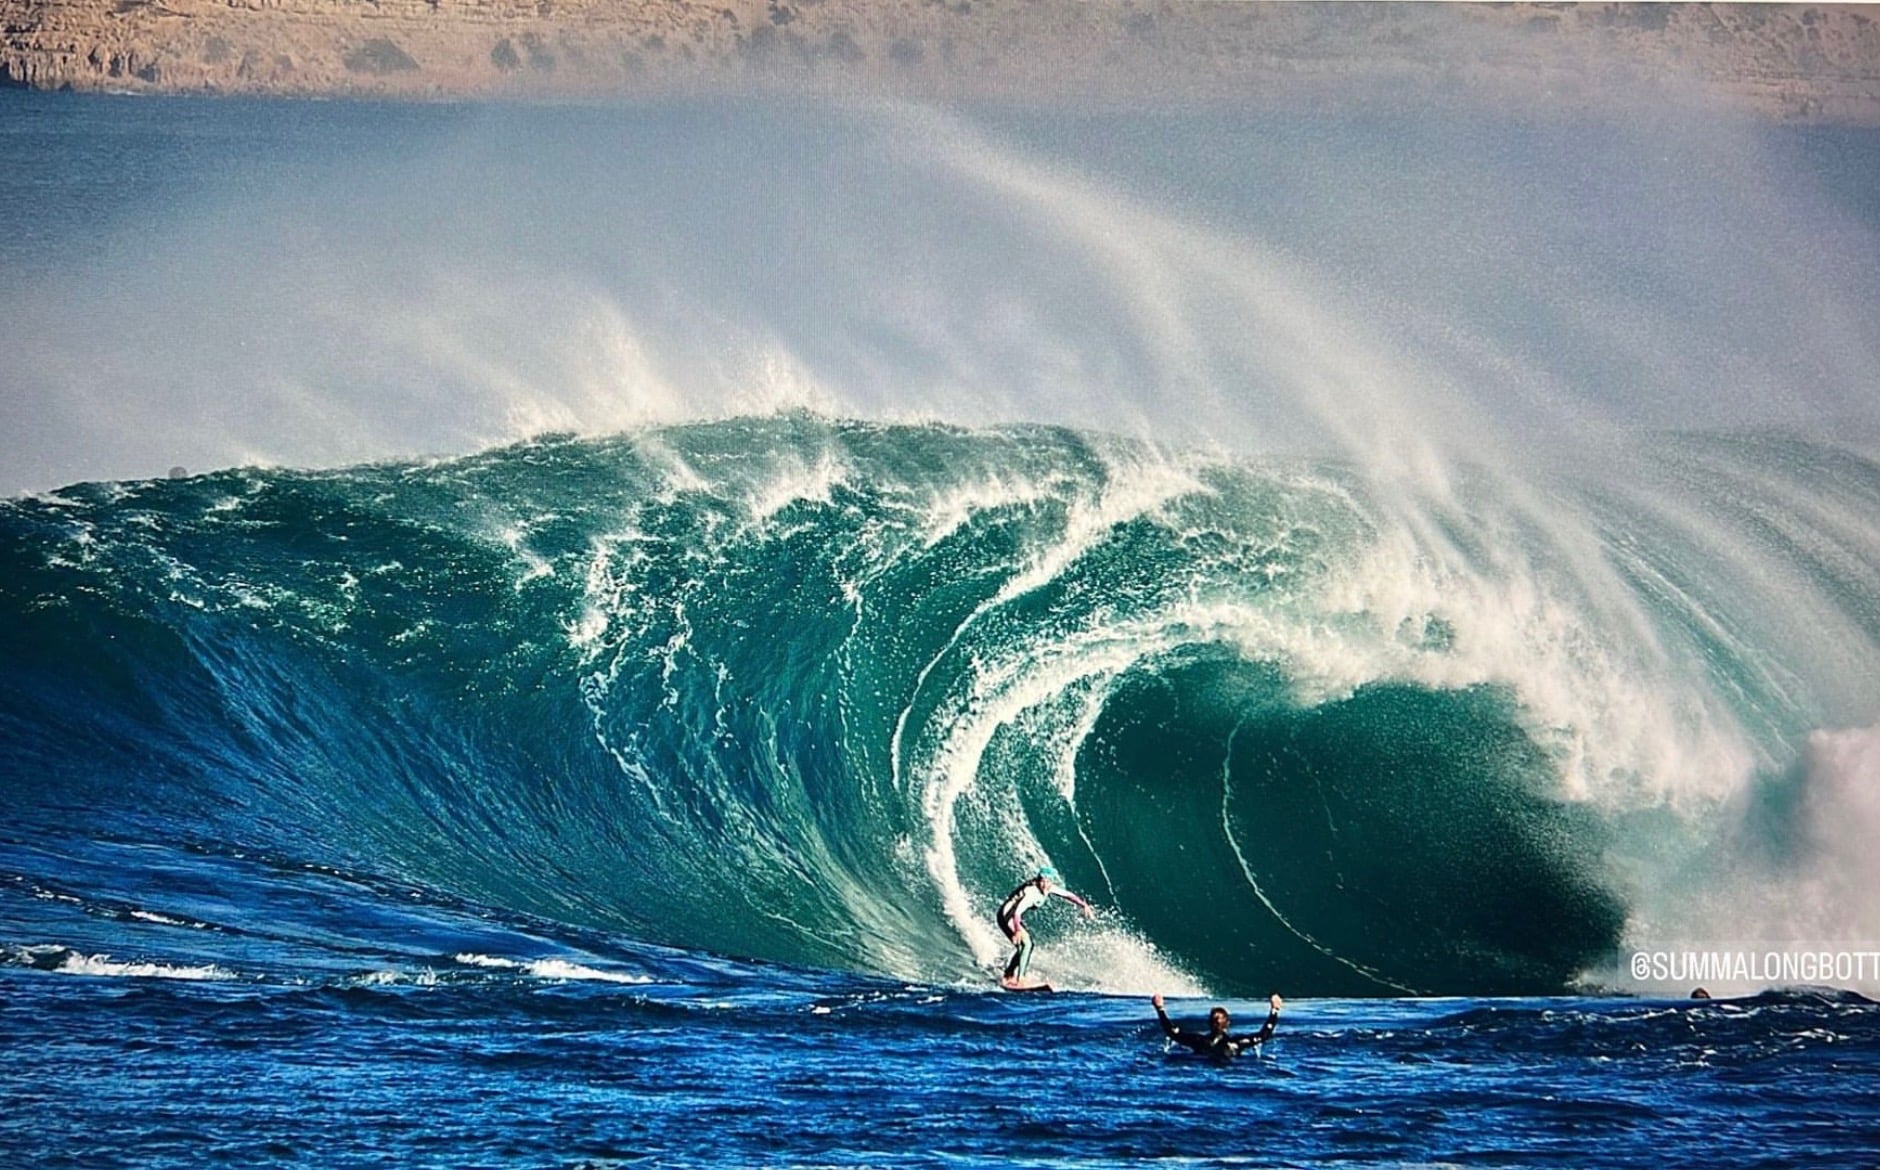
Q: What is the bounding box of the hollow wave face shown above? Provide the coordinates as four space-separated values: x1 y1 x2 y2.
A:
9 418 1870 994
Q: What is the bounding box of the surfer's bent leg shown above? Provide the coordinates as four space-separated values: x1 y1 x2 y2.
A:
1003 929 1032 980
1000 917 1030 978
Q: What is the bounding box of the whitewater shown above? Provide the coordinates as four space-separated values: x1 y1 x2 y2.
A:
2 91 1878 1167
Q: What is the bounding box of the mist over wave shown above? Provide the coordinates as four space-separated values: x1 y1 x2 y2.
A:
4 98 1878 491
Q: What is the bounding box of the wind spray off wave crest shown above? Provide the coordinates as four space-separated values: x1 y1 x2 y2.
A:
12 100 1877 496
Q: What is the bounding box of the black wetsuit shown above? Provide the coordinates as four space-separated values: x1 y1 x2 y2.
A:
1155 1001 1280 1060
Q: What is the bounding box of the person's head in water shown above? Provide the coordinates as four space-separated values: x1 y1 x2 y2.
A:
1036 865 1059 891
1208 1006 1231 1036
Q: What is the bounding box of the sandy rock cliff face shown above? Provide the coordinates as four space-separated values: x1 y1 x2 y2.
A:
1 0 1877 121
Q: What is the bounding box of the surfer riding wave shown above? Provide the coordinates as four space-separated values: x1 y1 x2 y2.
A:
996 866 1093 988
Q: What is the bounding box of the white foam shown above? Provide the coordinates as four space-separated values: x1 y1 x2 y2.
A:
524 960 653 985
1276 496 1761 810
1048 925 1208 999
354 967 440 987
453 953 651 984
746 447 849 524
53 951 236 982
1610 721 1880 993
565 531 646 656
454 952 525 969
1789 724 1880 944
987 449 1206 611
494 520 556 586
914 469 1056 550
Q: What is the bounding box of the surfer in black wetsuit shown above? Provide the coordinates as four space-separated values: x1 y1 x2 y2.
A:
1151 993 1283 1059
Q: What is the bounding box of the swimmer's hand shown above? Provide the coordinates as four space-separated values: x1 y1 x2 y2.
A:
1270 994 1284 1012
1151 993 1165 1010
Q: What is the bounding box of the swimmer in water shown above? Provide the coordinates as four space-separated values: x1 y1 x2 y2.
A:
1151 993 1284 1060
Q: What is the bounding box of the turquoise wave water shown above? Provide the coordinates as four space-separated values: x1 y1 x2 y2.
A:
3 418 1876 995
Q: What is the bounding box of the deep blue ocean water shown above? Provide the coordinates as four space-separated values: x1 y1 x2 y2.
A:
3 90 1879 1166
9 830 1879 1169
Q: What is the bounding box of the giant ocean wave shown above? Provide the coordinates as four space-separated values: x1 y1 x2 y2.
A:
5 417 1875 995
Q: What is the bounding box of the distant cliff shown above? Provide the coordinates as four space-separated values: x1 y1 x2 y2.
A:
3 0 1877 121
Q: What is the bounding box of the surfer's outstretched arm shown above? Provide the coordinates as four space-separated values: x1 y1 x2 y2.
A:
1050 887 1095 918
1150 994 1190 1042
1235 995 1283 1047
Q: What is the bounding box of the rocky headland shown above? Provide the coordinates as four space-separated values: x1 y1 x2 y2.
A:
1 1 1878 122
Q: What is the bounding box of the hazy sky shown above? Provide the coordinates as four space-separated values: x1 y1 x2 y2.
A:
3 95 1878 494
